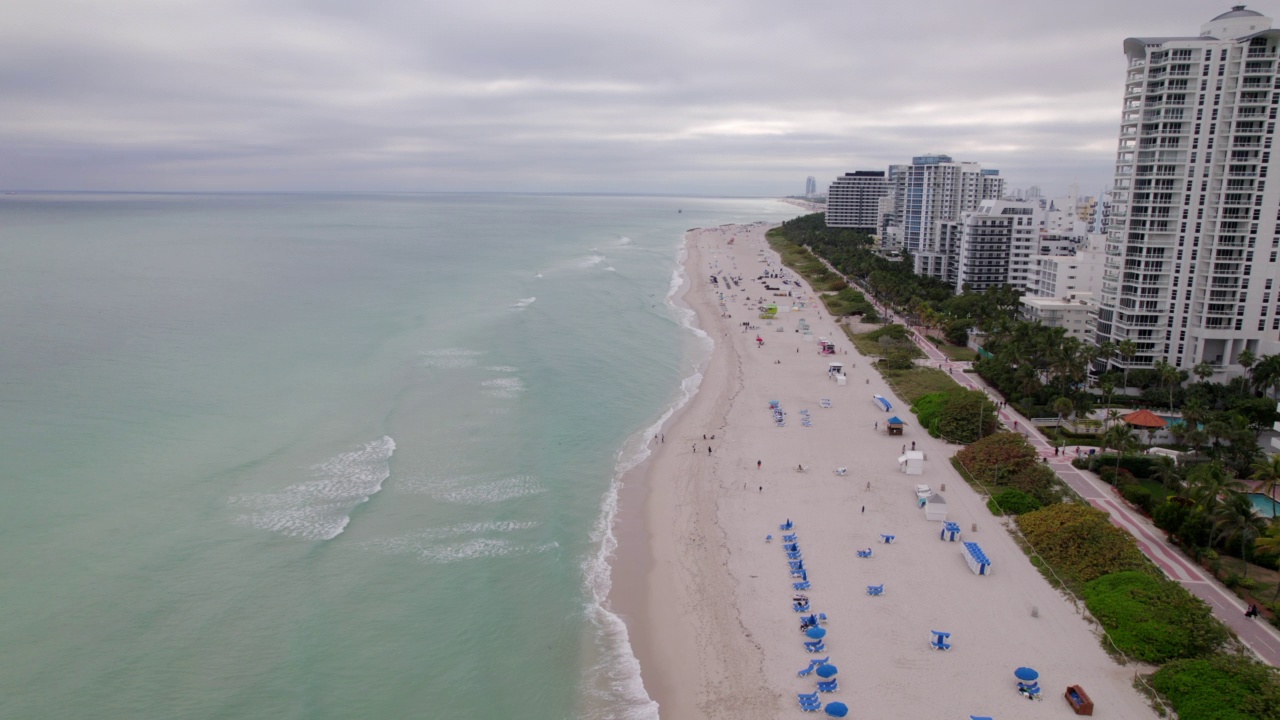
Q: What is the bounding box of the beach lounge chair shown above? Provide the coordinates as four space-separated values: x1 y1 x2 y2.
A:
799 699 821 712
788 560 805 571
798 691 821 703
794 601 811 612
786 551 802 560
793 580 810 591
856 549 872 558
803 639 826 653
783 542 799 552
880 534 895 544
790 568 807 579
820 398 831 408
799 614 818 628
930 630 952 651
779 520 793 531
867 584 884 596
833 467 847 476
782 533 798 542
816 679 839 693
930 639 952 651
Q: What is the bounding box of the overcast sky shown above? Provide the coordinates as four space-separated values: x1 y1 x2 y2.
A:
0 1 1255 196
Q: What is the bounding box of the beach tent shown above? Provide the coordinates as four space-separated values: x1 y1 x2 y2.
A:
760 304 778 319
962 542 991 575
897 450 924 475
923 493 947 521
872 394 892 412
828 362 844 377
886 416 905 436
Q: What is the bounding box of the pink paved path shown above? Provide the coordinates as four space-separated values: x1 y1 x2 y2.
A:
858 293 1280 666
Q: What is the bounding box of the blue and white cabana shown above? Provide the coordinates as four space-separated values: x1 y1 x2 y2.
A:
872 394 892 412
940 521 961 542
962 542 991 575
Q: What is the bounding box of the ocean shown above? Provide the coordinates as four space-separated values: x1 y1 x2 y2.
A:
0 192 802 719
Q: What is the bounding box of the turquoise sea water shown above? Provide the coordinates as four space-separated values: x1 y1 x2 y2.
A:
0 193 801 719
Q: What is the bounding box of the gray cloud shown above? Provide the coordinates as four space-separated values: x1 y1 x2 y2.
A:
0 0 1243 194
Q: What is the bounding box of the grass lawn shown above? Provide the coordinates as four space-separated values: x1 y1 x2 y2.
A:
933 343 975 361
881 366 959 405
843 326 924 360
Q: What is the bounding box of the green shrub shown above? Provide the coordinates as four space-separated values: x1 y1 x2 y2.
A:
987 488 1042 515
864 323 909 341
1083 571 1229 663
1006 463 1061 506
1016 504 1149 585
911 392 949 433
1119 484 1155 514
935 388 999 444
1150 654 1280 720
955 432 1039 481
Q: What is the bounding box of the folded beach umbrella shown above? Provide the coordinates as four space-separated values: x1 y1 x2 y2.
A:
823 701 849 717
816 663 838 678
1014 667 1039 682
805 626 827 639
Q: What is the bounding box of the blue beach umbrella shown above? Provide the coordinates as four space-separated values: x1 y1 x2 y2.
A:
805 626 827 639
824 701 849 717
816 663 838 678
1014 667 1039 682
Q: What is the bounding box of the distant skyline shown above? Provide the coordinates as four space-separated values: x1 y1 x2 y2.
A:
0 1 1254 196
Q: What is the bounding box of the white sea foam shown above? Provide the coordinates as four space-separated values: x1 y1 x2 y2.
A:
230 436 395 541
617 236 632 245
400 473 546 504
512 297 537 310
481 377 525 398
604 266 616 272
420 348 484 369
581 254 606 268
577 235 712 720
360 522 555 564
484 365 519 373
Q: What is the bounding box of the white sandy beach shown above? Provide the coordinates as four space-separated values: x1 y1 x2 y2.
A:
610 221 1162 719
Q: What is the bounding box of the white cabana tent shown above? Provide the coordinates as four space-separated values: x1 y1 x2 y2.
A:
923 493 948 521
898 450 924 475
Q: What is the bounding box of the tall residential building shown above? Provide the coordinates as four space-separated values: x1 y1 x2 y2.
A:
953 199 1039 293
825 171 890 233
891 155 1004 281
805 176 817 197
1097 5 1280 375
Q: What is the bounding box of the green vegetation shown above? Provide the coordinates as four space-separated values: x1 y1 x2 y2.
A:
846 324 923 370
822 287 878 319
1150 654 1280 720
987 488 1041 516
1016 504 1149 586
1083 571 1230 663
910 388 999 444
878 367 957 406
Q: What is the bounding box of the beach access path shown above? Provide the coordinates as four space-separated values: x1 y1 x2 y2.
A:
850 287 1280 668
617 223 1161 719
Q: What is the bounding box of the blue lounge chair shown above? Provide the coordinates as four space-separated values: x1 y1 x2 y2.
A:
798 692 821 706
779 520 793 531
765 534 772 542
803 639 826 653
799 613 818 627
794 601 811 612
786 552 803 560
867 584 884 596
793 580 810 591
931 639 952 651
789 560 805 571
856 548 873 558
782 533 798 542
783 542 799 551
880 534 895 544
797 663 817 677
790 568 807 579
930 630 951 651
816 679 839 693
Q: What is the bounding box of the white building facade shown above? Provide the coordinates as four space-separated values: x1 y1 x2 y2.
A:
826 171 890 233
889 155 1004 281
1097 6 1280 374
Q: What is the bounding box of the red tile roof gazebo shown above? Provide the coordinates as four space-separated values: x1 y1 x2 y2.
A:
1121 409 1167 428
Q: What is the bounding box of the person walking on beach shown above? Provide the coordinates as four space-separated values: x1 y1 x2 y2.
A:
911 441 915 451
693 444 697 453
708 446 712 455
757 460 762 469
874 421 878 431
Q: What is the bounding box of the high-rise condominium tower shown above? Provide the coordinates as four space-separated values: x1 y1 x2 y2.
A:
805 176 817 197
826 171 890 233
1097 6 1280 373
893 155 1003 282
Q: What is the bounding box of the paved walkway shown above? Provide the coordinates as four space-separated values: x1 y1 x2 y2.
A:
853 290 1280 666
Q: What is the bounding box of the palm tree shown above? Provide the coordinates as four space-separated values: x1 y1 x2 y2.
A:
1238 349 1257 374
1193 362 1215 383
1254 524 1280 602
1153 360 1183 413
1053 396 1074 430
1117 339 1138 393
1212 491 1270 582
1251 354 1280 399
1104 422 1137 476
1150 455 1183 494
1186 463 1247 549
1250 454 1280 520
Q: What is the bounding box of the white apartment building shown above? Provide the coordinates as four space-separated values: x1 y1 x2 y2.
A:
1029 249 1107 298
953 199 1039 293
1097 5 1280 375
825 171 890 233
888 155 1004 282
1021 294 1097 340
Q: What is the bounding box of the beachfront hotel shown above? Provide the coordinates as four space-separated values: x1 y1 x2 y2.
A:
1096 5 1280 377
824 171 889 233
891 155 1005 281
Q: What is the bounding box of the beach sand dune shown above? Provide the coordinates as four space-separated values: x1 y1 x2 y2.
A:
612 222 1160 719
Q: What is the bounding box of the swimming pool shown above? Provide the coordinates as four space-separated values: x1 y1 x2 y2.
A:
1248 492 1278 519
